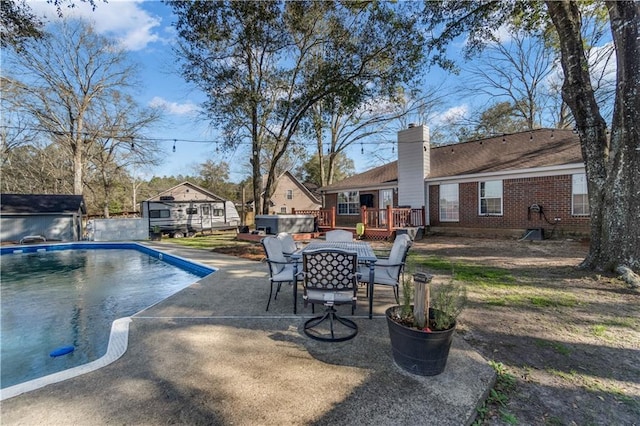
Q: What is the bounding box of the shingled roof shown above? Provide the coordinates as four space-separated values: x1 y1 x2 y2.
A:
1 194 86 214
320 128 583 192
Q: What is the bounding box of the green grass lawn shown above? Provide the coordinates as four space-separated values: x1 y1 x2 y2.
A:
160 232 253 250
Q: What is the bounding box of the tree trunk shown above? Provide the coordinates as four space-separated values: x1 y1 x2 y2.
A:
546 0 640 272
251 105 262 216
73 137 83 195
262 168 275 215
599 1 640 271
312 105 326 186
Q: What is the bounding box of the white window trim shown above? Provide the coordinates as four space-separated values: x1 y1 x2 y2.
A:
337 191 360 215
439 183 459 222
571 173 590 216
478 180 503 216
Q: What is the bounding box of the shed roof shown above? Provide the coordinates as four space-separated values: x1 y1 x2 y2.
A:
0 194 86 214
320 128 583 192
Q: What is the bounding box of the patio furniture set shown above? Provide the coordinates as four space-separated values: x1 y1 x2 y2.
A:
261 231 412 342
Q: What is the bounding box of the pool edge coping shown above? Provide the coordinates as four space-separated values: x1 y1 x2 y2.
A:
1 241 218 400
1 317 132 401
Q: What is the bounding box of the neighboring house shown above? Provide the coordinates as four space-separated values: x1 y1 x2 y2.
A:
0 194 86 242
141 181 240 237
320 125 590 237
262 171 322 214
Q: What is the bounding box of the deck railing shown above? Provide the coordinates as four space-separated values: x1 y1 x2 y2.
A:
293 206 424 231
292 207 335 228
361 205 424 230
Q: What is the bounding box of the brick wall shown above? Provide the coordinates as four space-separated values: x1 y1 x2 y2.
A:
429 174 590 237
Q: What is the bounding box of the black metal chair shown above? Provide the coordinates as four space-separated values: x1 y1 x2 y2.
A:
300 249 360 342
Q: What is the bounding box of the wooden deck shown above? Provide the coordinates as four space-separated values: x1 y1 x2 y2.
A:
238 205 425 242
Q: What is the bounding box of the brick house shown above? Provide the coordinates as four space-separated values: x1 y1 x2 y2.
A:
319 125 590 238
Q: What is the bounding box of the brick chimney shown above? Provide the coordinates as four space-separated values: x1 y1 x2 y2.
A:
397 124 429 208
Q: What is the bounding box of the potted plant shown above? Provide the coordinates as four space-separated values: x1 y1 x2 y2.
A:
385 268 467 376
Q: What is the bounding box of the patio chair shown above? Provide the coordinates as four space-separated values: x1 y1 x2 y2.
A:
276 232 298 262
325 229 353 242
359 233 412 303
301 249 360 342
261 236 297 311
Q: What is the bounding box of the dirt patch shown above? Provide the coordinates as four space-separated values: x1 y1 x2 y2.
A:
211 244 265 261
217 235 640 425
413 236 639 425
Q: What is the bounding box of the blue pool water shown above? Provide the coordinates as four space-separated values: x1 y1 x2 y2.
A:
1 244 213 389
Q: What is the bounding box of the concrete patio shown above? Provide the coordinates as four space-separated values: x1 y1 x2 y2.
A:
1 242 495 425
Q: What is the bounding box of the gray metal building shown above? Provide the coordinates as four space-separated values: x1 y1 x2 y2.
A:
0 194 86 243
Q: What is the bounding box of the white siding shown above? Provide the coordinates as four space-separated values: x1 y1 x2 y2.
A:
90 218 149 241
0 215 77 242
398 125 430 208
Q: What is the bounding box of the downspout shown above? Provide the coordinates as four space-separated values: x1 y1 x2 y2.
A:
424 183 430 226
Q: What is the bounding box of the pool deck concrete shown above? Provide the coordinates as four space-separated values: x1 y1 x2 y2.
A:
1 242 495 425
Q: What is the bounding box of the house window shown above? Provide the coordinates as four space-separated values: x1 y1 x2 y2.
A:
202 205 210 216
439 183 459 222
280 207 287 213
572 174 589 215
379 190 393 209
286 189 293 200
149 210 170 218
479 180 502 215
186 207 197 215
213 208 224 216
337 191 360 215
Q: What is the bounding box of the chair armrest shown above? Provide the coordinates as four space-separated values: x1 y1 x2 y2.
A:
263 258 290 266
373 249 391 258
376 260 405 268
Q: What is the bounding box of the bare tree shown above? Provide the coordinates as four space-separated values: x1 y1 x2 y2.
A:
308 88 442 186
3 19 145 196
463 30 554 129
82 93 162 217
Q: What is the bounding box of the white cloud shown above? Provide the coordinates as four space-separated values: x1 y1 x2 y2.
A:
148 96 199 116
438 105 469 124
491 26 514 44
29 0 165 51
588 42 616 87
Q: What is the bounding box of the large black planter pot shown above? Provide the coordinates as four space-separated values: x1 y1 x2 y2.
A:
385 306 456 376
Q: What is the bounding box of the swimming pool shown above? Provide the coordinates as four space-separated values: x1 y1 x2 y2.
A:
1 242 215 393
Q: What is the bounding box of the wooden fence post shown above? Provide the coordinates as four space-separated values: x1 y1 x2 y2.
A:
330 206 336 229
387 204 393 231
361 206 367 227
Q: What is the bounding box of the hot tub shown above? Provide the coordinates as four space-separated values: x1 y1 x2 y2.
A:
254 214 315 234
